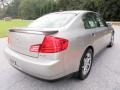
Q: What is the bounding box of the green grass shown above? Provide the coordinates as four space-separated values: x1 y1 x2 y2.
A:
0 19 31 38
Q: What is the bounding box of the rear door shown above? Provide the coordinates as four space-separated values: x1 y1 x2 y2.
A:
83 13 106 54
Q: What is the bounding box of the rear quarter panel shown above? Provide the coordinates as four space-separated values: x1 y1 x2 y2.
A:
52 22 94 76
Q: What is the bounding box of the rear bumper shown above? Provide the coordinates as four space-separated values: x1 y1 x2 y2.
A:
4 47 65 80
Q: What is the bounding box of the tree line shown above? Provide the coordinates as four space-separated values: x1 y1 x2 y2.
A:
0 0 120 21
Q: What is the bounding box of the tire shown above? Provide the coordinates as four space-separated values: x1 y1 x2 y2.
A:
108 32 114 47
76 48 93 80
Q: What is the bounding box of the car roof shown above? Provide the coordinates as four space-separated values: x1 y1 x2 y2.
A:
54 10 94 15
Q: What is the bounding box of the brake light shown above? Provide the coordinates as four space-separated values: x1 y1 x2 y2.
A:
30 36 69 53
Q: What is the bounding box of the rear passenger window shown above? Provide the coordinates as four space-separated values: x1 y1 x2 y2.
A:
88 18 96 28
83 13 108 29
83 14 98 29
96 16 107 27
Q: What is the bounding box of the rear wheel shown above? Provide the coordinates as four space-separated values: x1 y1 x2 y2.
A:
76 48 93 80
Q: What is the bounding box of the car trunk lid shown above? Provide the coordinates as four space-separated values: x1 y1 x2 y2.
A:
8 28 58 58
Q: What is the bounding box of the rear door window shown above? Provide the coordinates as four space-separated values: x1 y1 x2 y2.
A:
96 15 107 27
83 14 98 29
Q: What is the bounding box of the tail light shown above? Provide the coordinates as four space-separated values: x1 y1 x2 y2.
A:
30 36 69 53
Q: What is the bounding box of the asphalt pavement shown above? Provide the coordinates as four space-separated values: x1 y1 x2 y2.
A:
0 26 120 90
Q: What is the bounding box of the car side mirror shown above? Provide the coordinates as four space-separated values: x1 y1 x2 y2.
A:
107 22 112 27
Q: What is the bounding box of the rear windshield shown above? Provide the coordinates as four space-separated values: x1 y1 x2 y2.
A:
28 13 76 28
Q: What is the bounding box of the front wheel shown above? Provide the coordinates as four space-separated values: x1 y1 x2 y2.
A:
76 48 93 80
108 32 114 47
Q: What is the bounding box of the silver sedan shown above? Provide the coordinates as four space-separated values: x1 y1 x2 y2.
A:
5 10 114 80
